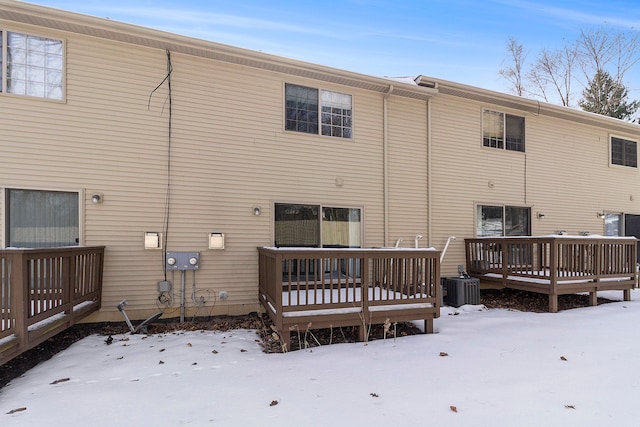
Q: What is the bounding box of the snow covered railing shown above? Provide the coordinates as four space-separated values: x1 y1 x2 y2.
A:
258 247 441 350
0 246 105 365
465 236 637 312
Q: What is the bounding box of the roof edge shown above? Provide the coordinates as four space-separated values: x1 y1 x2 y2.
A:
0 0 438 100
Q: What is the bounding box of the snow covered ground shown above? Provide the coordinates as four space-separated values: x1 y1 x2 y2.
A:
2 290 639 426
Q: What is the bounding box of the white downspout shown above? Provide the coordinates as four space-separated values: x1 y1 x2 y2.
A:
383 85 394 247
427 97 433 248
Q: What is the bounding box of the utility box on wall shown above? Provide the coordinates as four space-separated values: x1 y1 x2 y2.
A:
166 252 200 271
441 277 480 307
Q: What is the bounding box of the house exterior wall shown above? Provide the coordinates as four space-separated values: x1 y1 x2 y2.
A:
0 4 432 321
429 93 639 274
1 2 638 321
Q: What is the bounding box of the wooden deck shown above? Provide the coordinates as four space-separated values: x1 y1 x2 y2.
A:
1 246 104 365
258 247 441 350
465 236 637 312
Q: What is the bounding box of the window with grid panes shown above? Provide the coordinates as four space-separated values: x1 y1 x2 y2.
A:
482 109 524 152
285 83 352 138
611 136 637 168
0 31 63 100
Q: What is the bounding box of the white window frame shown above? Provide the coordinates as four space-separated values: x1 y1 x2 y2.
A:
0 29 65 100
482 109 525 152
604 213 623 236
609 135 638 168
476 204 531 237
274 202 363 248
2 187 82 248
284 83 353 139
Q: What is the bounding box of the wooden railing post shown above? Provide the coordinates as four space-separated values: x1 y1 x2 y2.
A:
63 250 74 319
360 252 370 342
548 239 558 313
10 251 28 353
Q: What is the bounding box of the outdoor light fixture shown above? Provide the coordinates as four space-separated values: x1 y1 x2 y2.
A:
537 212 545 219
597 212 606 219
252 206 261 216
91 193 103 204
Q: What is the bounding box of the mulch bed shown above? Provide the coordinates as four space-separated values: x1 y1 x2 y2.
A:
0 288 616 389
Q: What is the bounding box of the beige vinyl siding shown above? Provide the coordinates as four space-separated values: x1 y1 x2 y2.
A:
429 94 640 275
4 4 640 320
1 20 392 320
387 96 429 246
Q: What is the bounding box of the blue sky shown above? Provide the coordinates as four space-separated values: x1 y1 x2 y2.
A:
25 0 640 100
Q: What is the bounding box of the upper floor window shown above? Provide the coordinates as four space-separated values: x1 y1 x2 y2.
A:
1 31 63 100
611 136 637 168
285 83 352 138
482 109 525 152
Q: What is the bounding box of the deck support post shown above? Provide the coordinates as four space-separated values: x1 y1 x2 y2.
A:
549 294 558 313
624 288 631 301
282 329 291 352
589 291 598 306
424 319 434 334
358 325 367 342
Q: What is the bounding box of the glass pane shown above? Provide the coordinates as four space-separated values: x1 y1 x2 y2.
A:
624 139 637 167
7 32 27 50
505 206 530 236
6 32 63 100
274 203 319 247
482 110 504 149
320 90 352 139
322 207 361 248
611 138 624 165
605 214 622 236
7 189 79 248
284 84 318 134
477 205 503 237
505 114 525 152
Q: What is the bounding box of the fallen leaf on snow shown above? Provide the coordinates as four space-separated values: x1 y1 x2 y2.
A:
565 405 576 409
439 352 449 357
450 405 458 413
270 400 279 406
560 356 567 361
370 393 379 398
6 407 27 414
187 343 192 347
50 378 70 385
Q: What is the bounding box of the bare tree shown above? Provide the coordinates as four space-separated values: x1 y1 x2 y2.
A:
498 26 639 118
499 37 527 96
526 42 578 106
578 26 640 85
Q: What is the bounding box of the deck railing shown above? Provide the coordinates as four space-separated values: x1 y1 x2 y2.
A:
258 247 440 349
1 246 105 365
465 236 636 311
